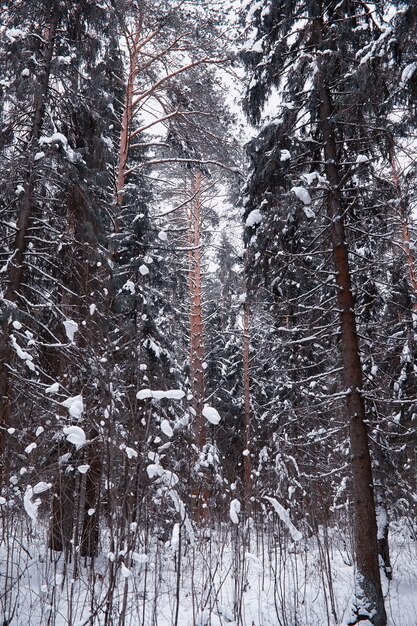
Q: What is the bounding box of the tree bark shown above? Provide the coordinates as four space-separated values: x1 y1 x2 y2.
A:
188 172 207 520
188 172 206 450
316 68 387 626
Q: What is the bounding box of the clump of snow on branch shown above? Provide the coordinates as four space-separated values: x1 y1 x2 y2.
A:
45 382 59 394
125 446 138 459
401 62 417 86
10 335 35 371
122 280 135 294
63 425 86 449
63 319 78 342
230 498 241 524
202 405 221 425
245 209 262 227
23 482 51 522
61 395 84 419
291 186 312 205
136 388 185 400
161 419 174 438
264 496 302 542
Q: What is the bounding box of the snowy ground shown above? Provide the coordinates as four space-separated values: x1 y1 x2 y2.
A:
1 516 416 625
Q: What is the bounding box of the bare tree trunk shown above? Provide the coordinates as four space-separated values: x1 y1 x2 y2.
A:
188 172 207 519
0 11 59 485
316 69 387 626
114 26 141 226
188 172 206 450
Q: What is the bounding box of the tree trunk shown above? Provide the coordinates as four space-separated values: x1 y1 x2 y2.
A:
112 24 141 259
317 70 387 626
242 298 252 515
188 172 206 450
188 172 207 519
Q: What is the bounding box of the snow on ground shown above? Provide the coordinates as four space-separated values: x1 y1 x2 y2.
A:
1 516 416 625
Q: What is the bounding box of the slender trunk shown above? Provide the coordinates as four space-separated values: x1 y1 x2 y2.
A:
317 72 387 626
188 172 207 519
0 11 59 485
188 172 206 450
311 5 386 621
242 299 252 514
112 26 141 257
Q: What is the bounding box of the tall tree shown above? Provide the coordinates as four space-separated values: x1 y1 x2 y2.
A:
239 1 417 622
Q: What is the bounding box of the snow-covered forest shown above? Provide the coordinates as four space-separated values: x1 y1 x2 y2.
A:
1 1 417 625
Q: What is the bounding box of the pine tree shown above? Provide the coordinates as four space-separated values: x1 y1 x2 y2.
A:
239 1 417 622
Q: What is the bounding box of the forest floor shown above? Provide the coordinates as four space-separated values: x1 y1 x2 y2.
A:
1 517 416 626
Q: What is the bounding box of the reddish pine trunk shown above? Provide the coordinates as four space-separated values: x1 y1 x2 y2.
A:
110 23 142 266
317 71 387 625
188 172 206 450
188 173 207 519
